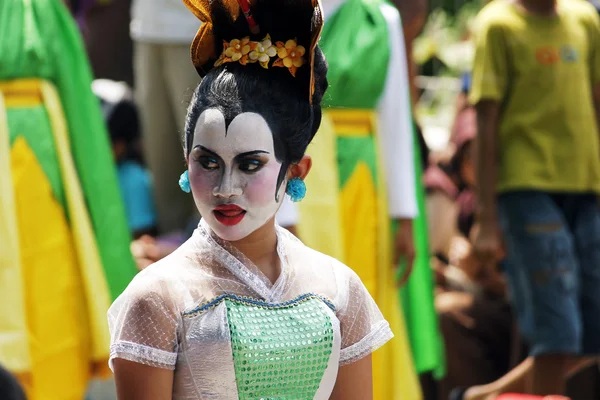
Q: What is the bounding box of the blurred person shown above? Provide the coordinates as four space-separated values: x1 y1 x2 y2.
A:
131 0 201 234
469 0 600 397
425 99 477 263
0 0 137 399
437 220 512 400
93 79 158 239
85 0 135 86
294 0 446 396
391 0 431 171
391 0 428 110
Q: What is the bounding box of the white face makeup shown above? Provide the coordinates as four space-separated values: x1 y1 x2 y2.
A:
188 109 287 241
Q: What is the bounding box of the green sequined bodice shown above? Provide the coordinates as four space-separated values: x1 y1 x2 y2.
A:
185 294 335 399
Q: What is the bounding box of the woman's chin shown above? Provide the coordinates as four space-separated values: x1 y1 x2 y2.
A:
205 217 255 242
202 210 277 243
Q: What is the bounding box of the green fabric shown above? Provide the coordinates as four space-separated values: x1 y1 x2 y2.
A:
9 107 66 210
319 0 390 109
321 0 445 376
398 124 446 377
225 296 333 399
0 0 137 300
321 0 388 200
337 136 378 188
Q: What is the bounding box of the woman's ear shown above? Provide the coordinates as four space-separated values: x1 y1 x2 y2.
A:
288 155 312 180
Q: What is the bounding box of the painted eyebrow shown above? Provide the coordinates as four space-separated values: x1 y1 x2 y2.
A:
196 146 269 160
235 150 270 159
196 146 222 161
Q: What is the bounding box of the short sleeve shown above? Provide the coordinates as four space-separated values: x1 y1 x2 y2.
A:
376 3 418 219
586 8 600 86
335 267 394 365
469 17 508 105
108 272 180 370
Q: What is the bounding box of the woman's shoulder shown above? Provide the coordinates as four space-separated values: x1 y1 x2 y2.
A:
282 230 353 274
112 240 215 312
283 234 364 299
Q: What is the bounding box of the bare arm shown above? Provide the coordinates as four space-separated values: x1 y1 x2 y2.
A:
330 355 373 400
472 100 502 270
594 83 600 141
475 100 500 225
113 359 174 400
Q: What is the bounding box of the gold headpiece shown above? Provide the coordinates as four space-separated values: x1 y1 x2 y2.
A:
182 0 324 103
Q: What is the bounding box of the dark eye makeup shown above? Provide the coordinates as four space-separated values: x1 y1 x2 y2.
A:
199 156 219 170
192 146 269 173
239 157 264 172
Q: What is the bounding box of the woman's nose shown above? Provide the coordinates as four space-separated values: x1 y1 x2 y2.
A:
213 172 243 198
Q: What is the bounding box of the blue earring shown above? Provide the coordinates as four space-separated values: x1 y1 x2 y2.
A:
286 177 306 202
179 170 191 193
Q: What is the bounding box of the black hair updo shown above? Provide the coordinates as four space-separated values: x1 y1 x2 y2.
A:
184 45 328 199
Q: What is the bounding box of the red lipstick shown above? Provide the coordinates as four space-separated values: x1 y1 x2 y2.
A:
213 204 246 226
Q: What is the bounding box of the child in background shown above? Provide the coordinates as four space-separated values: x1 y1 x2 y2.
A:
93 79 157 239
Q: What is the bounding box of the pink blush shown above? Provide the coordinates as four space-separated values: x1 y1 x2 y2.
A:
244 163 281 205
189 167 217 200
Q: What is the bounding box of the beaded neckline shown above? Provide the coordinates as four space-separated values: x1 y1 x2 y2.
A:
183 292 336 319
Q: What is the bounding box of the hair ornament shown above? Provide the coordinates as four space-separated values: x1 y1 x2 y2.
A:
237 0 260 34
215 35 305 76
182 0 323 102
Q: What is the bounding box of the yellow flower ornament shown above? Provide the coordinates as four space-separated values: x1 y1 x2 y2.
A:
214 35 305 76
249 34 278 69
215 37 252 67
274 39 306 77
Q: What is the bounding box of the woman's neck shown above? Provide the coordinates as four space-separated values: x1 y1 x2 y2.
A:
229 218 281 284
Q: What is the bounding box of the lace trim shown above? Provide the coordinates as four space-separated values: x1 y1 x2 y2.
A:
109 341 177 371
196 220 293 302
339 320 394 366
198 220 276 299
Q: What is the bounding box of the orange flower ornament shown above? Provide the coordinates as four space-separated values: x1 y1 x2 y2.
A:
273 39 306 77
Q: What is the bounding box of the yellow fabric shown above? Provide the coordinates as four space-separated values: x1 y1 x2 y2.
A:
298 113 345 261
469 0 600 194
40 80 112 363
371 112 421 400
0 92 31 373
327 109 373 136
340 163 378 294
0 78 112 398
299 110 421 400
0 79 43 107
11 136 90 400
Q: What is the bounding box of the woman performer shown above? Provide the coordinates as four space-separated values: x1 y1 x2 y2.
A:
108 0 393 398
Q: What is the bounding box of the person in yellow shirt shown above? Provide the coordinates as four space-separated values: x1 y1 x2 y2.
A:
463 0 600 398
